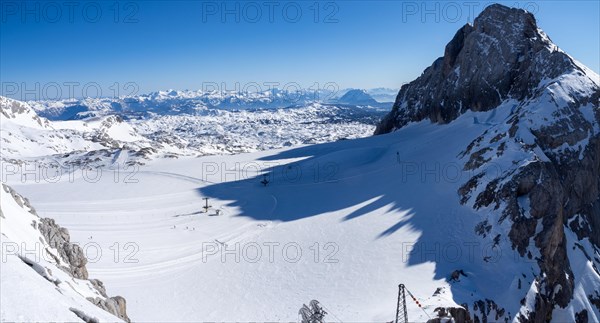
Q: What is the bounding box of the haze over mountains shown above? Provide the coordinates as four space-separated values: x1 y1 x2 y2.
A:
1 4 599 323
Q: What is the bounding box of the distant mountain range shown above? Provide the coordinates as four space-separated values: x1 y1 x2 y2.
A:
1 95 388 167
25 88 397 121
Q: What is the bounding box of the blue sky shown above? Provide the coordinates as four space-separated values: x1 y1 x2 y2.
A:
1 1 599 98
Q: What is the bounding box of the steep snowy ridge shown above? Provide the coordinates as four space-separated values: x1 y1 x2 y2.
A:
376 4 600 322
0 184 130 322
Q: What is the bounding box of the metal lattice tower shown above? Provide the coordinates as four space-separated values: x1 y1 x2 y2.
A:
395 284 409 323
299 300 327 323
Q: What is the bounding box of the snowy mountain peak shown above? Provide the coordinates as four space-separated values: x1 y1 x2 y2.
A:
473 4 537 39
336 89 379 106
375 4 594 134
1 96 51 129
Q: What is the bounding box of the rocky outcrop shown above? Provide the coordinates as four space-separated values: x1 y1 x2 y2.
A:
375 3 600 322
87 296 130 323
37 217 131 322
38 218 89 279
428 306 473 323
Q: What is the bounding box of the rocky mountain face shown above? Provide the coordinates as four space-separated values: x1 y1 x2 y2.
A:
376 4 599 323
376 4 592 133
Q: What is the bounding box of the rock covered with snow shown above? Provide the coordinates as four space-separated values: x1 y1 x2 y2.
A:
375 4 589 133
1 96 51 129
0 184 130 322
37 217 89 280
376 3 599 322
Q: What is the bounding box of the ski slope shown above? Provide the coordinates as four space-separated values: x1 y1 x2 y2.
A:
7 107 540 321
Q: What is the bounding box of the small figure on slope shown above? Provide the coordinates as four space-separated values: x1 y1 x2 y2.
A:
261 174 270 187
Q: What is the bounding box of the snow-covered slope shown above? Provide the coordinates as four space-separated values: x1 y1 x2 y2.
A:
0 184 129 322
10 102 598 321
1 96 51 129
7 115 489 321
